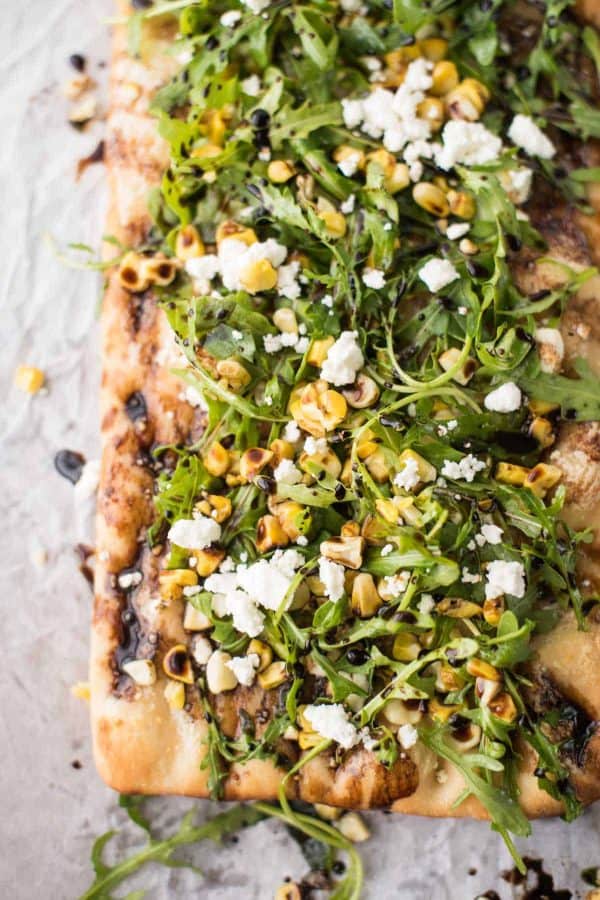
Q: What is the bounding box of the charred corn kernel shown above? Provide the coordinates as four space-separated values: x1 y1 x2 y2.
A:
466 658 501 681
256 514 290 553
163 645 194 684
351 573 382 617
333 144 366 171
431 60 459 95
436 663 464 692
361 514 387 544
337 812 371 843
433 175 450 193
215 220 257 246
483 595 504 626
71 680 92 700
396 449 437 485
198 494 232 524
118 251 151 293
413 182 450 217
449 723 482 751
429 699 461 722
240 447 274 481
384 699 423 726
376 498 400 524
306 574 327 596
341 520 361 538
342 373 380 409
175 225 205 261
447 189 476 219
275 500 311 540
495 462 529 486
195 547 225 577
272 307 298 334
438 347 478 385
529 416 555 449
446 79 489 122
204 441 230 477
459 238 479 256
267 159 295 183
524 463 562 498
393 495 423 527
476 676 502 707
357 431 379 459
204 107 231 146
206 649 238 693
417 97 445 131
419 37 448 61
14 365 45 394
299 447 342 480
248 639 272 672
258 660 288 690
319 209 347 238
164 679 186 710
437 597 483 618
365 448 391 483
529 398 559 416
270 439 295 465
298 729 323 750
122 660 156 687
314 803 342 822
159 568 198 602
183 602 212 631
191 142 222 159
385 45 421 71
240 258 278 293
320 535 365 569
216 359 251 391
387 162 410 194
392 633 421 662
290 380 347 436
340 456 353 486
143 255 178 286
307 337 335 366
276 883 302 900
488 691 518 723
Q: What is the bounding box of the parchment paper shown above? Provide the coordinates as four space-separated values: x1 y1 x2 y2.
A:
1 3 599 898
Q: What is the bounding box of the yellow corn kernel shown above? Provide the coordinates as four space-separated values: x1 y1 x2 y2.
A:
438 347 478 385
447 189 476 219
393 495 423 527
466 658 501 681
270 438 295 464
164 680 186 710
319 209 347 238
71 681 91 701
436 663 464 693
299 447 342 480
429 699 461 722
204 441 230 477
195 547 225 577
392 633 421 662
203 494 232 523
275 500 311 540
384 45 421 71
431 60 459 96
256 514 290 553
524 463 562 498
240 447 274 482
437 597 483 618
341 521 361 538
529 417 555 449
333 144 366 172
351 573 382 617
216 359 251 392
376 498 399 524
143 255 179 287
240 258 278 294
340 456 353 486
290 380 347 437
159 568 198 602
118 251 151 293
215 220 257 246
248 639 273 673
203 109 228 145
483 596 504 626
395 449 437 486
163 645 194 684
361 514 387 544
365 448 391 483
417 97 445 131
272 307 298 334
387 162 411 194
191 142 223 160
320 535 365 569
298 730 323 750
267 159 295 183
258 660 288 690
529 398 560 416
495 462 529 486
446 78 489 122
419 37 448 61
307 337 335 366
175 225 205 261
488 691 518 724
14 365 45 394
413 182 450 217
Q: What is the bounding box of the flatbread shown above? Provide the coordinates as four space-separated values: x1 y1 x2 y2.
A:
91 0 600 816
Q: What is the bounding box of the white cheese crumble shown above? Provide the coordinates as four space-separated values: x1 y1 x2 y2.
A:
484 381 522 413
304 435 328 455
461 567 481 584
393 456 420 491
417 594 435 615
446 223 471 241
273 459 303 484
283 420 302 443
277 260 302 300
381 543 394 557
476 524 504 546
320 330 364 386
168 516 221 549
319 557 346 601
241 74 261 96
397 723 419 749
508 114 555 159
441 454 486 483
338 151 363 177
225 653 260 686
220 9 242 26
419 258 460 292
340 194 356 214
434 121 502 170
118 570 142 590
304 703 359 749
240 0 271 13
485 560 526 600
191 635 213 666
534 327 564 374
380 572 410 597
499 167 533 205
362 268 386 289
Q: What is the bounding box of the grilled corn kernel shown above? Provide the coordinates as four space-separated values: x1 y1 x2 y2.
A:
483 595 504 626
204 441 230 477
446 78 489 121
337 812 371 843
215 220 257 246
393 496 423 527
143 255 179 287
466 658 501 681
341 520 361 538
314 803 343 822
351 573 382 617
429 699 461 722
438 347 478 385
392 633 421 662
376 498 399 524
495 462 529 486
118 251 151 293
384 699 422 726
163 645 194 684
387 162 411 194
361 514 387 543
240 447 274 482
258 660 288 690
340 456 353 486
524 463 562 498
192 142 222 159
307 337 335 366
121 660 156 687
488 691 518 723
298 729 323 750
333 144 366 171
159 568 198 602
419 37 448 61
437 597 483 618
195 547 226 577
240 258 278 293
164 679 186 710
449 723 482 751
476 676 502 707
529 416 555 449
14 365 45 394
256 515 290 553
276 884 302 900
395 449 437 486
529 398 559 416
275 500 311 540
248 639 272 672
319 209 347 238
175 225 205 261
196 493 232 524
216 359 251 391
206 649 238 693
417 97 445 131
290 380 347 436
447 189 476 219
365 449 391 483
71 680 92 700
267 159 295 183
435 663 464 693
270 439 295 465
299 447 342 480
273 307 298 334
431 60 459 95
342 373 380 409
320 535 365 569
183 602 212 631
385 45 421 70
413 182 450 217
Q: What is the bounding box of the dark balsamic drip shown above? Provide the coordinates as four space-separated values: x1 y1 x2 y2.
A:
125 390 148 422
500 857 572 899
54 449 86 484
495 430 538 455
75 543 95 589
69 53 86 72
76 140 105 179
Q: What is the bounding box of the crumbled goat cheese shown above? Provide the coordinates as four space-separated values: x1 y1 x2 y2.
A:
461 567 481 584
191 635 213 666
220 9 242 26
397 723 419 749
393 456 420 491
419 258 460 292
484 381 522 413
340 0 362 10
283 420 302 443
381 572 410 597
118 570 142 590
168 516 221 549
304 435 328 456
304 703 359 749
485 560 526 600
534 327 564 374
508 114 555 159
446 223 471 241
226 654 260 686
273 459 303 484
476 524 503 547
362 268 386 289
320 330 364 386
418 594 435 615
319 557 346 601
434 121 502 170
499 167 533 205
340 194 356 214
338 151 363 177
441 454 486 483
237 549 305 611
240 0 271 13
185 255 221 293
277 260 301 300
241 74 261 96
381 543 394 557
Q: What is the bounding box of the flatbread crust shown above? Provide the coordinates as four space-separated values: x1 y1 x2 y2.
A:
91 0 600 816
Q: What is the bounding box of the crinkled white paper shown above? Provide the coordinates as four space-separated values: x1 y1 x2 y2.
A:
1 3 599 898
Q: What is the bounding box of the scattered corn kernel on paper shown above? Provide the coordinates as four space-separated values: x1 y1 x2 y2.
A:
2 3 600 899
